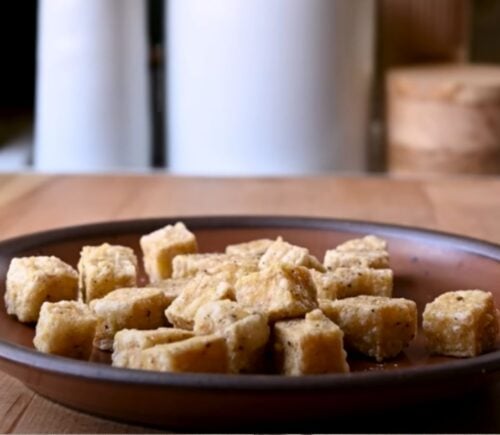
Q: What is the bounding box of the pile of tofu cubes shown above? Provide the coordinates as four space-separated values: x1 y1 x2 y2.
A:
4 222 499 375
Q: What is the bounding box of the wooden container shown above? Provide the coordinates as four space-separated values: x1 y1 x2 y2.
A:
387 65 500 175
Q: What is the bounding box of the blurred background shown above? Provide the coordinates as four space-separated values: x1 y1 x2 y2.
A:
0 0 499 175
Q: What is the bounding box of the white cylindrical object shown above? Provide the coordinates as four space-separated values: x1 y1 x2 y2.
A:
167 0 374 175
35 0 150 172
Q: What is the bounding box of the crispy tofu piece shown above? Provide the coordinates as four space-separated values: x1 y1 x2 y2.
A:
90 287 170 350
112 327 193 368
194 300 270 373
78 243 138 302
165 272 235 330
5 256 78 322
335 235 387 252
139 335 228 373
321 296 417 362
258 238 325 272
273 309 349 375
140 222 198 283
235 265 317 322
324 249 389 271
155 277 190 302
310 270 338 300
330 267 393 299
423 290 499 357
225 239 275 257
33 301 97 360
171 253 258 280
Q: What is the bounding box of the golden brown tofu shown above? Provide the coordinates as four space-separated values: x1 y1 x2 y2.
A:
78 243 138 302
5 256 78 323
112 327 193 368
258 238 325 272
335 235 387 252
225 239 275 257
139 335 228 373
324 249 389 271
309 270 338 300
165 272 235 330
90 287 170 350
273 309 349 375
330 267 393 299
193 300 270 373
235 265 317 322
140 222 198 283
321 296 417 362
33 301 97 359
423 290 499 357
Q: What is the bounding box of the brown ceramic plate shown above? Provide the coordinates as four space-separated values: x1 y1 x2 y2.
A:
0 216 499 431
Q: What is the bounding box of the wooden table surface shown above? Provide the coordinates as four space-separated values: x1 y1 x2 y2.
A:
0 173 499 433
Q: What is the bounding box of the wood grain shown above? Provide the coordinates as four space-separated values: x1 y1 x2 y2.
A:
0 173 498 433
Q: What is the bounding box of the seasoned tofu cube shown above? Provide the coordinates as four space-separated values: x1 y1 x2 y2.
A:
33 301 97 360
139 335 228 373
331 267 393 299
258 238 325 272
321 296 417 362
90 287 170 350
235 265 317 322
155 277 190 302
5 256 78 322
273 309 349 375
194 300 270 373
112 327 193 368
324 249 389 271
165 272 234 330
310 270 338 300
225 239 275 257
78 243 138 302
335 235 387 252
140 222 198 282
423 290 499 357
171 253 258 280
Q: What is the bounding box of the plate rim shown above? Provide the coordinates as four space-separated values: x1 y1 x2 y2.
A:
0 215 499 391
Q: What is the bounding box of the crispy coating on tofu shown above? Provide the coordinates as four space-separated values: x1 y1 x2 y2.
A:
335 235 387 252
193 300 270 373
78 243 138 303
155 277 190 302
423 290 499 357
235 265 317 322
225 239 275 257
90 287 170 350
140 222 198 283
33 301 97 359
309 270 338 300
5 256 78 322
165 272 235 330
324 249 389 271
273 309 349 375
321 296 417 362
139 335 228 373
330 267 393 299
258 238 325 272
112 327 193 368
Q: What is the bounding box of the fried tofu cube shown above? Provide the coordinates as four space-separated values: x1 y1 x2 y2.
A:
78 243 138 302
33 301 97 359
155 277 190 302
330 267 393 299
194 300 270 373
273 309 349 375
225 239 275 257
140 222 198 282
335 235 387 252
5 256 78 322
423 290 499 357
321 296 417 362
165 272 234 330
324 249 389 271
139 335 228 373
310 270 338 300
112 327 193 368
258 238 325 272
235 265 317 322
90 287 170 350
